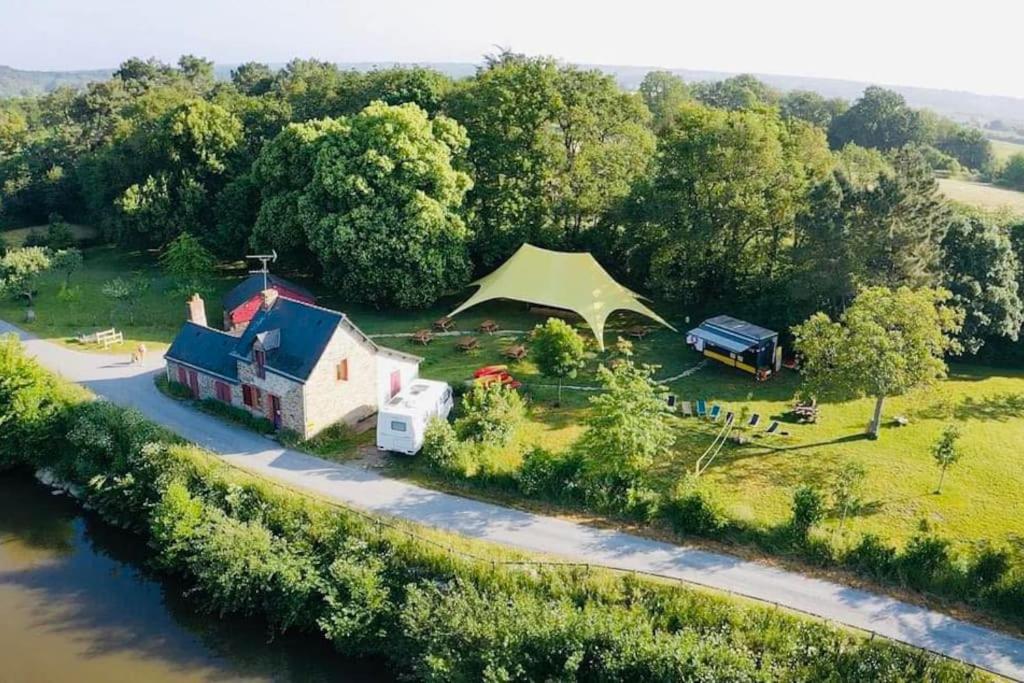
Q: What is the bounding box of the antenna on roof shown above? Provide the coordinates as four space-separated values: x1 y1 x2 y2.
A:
245 249 278 291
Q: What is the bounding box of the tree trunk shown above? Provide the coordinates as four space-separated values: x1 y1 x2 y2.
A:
868 395 885 439
556 378 563 407
936 465 947 494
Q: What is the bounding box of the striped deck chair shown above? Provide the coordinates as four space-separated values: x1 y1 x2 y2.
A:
747 413 761 428
709 404 722 421
680 401 693 417
695 399 707 417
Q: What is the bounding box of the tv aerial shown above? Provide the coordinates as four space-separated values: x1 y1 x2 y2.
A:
246 249 278 291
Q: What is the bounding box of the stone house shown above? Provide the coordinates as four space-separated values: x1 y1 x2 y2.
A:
165 290 421 439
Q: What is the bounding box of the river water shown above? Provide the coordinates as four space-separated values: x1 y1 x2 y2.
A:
0 473 390 682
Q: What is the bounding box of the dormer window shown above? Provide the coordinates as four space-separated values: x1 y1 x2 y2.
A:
254 347 266 379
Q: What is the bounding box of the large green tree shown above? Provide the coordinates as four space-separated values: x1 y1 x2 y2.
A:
780 90 848 129
941 214 1023 353
305 101 472 307
638 70 690 131
630 102 830 303
828 86 926 151
793 286 962 439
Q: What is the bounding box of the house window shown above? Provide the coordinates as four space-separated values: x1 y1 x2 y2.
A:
214 381 232 404
336 358 349 382
390 420 407 432
254 348 266 379
242 384 262 409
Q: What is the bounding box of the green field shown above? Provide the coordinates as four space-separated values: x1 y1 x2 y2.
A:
988 137 1024 162
5 244 1024 557
1 223 98 247
938 177 1024 214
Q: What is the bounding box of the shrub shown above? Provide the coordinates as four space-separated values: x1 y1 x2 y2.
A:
454 381 525 446
662 474 724 535
898 534 952 588
156 374 194 400
422 417 461 470
968 543 1011 590
197 397 275 434
791 485 825 537
844 533 897 581
516 446 585 501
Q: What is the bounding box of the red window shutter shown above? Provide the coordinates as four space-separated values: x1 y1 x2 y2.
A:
215 381 231 403
337 358 349 381
177 367 188 385
242 384 253 407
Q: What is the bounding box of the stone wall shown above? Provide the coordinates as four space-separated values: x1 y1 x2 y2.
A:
166 361 243 405
236 360 305 434
301 321 380 438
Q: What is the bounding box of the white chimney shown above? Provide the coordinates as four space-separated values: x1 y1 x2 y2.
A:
186 293 208 327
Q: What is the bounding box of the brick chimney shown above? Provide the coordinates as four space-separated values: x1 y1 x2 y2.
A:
261 288 279 311
186 293 207 327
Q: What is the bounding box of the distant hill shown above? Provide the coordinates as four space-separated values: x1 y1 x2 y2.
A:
4 60 1024 125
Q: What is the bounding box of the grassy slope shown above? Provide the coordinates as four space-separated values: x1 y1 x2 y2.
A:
6 244 1024 554
938 177 1024 215
1 223 98 247
988 137 1024 163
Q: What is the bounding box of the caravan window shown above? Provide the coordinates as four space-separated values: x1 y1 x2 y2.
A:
390 420 408 432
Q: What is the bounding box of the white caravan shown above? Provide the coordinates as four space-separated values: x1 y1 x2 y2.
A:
376 379 454 455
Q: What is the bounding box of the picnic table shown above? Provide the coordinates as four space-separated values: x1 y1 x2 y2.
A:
411 329 433 345
433 316 455 332
503 344 527 360
455 336 479 352
625 325 650 340
479 319 500 334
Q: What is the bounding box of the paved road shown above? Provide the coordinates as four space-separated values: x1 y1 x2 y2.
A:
4 321 1023 680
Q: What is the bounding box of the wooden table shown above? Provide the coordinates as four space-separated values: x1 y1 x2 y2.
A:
411 329 433 345
455 336 479 352
625 325 649 340
433 316 455 332
504 344 527 360
479 319 500 334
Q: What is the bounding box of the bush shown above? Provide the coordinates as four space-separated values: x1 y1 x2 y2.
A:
791 485 825 537
968 543 1011 590
844 533 897 581
662 474 724 535
422 417 461 470
454 381 525 446
898 534 952 588
516 446 585 501
156 374 194 400
197 397 275 434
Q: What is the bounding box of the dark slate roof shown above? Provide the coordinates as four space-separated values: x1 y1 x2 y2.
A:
222 273 315 312
165 322 240 381
232 297 345 381
703 315 777 341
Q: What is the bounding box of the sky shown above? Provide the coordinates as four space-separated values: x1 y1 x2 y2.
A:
2 0 1023 98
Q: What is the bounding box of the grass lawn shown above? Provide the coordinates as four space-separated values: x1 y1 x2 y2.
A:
5 243 1024 556
988 137 1024 163
1 223 98 247
938 177 1024 215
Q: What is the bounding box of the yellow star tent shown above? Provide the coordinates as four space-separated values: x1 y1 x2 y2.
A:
449 243 675 350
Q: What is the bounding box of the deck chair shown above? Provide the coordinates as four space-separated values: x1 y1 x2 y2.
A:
666 394 677 410
747 413 761 428
709 404 722 421
680 401 693 417
764 420 780 435
695 399 707 417
724 411 734 425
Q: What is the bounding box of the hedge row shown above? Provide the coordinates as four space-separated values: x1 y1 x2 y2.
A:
421 428 1024 632
0 336 985 681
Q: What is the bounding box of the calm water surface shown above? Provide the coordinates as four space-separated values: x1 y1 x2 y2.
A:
0 473 390 682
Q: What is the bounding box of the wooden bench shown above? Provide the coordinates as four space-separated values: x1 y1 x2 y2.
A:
504 344 527 360
455 336 479 352
433 316 455 332
411 329 433 345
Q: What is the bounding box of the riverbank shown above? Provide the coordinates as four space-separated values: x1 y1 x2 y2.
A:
0 471 387 682
0 333 990 681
